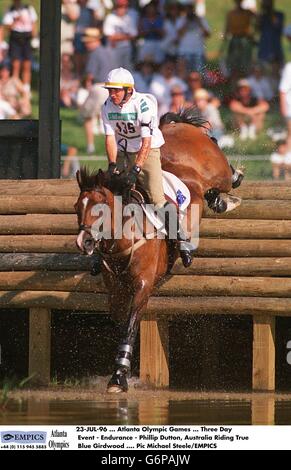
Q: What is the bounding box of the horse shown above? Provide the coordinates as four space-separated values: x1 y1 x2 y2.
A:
74 108 243 393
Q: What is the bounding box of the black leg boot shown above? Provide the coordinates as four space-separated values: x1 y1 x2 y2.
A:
230 164 244 189
90 253 102 276
163 202 194 268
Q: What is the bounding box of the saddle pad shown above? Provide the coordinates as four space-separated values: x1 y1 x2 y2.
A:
141 170 191 234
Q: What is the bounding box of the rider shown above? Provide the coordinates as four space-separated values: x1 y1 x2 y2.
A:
101 67 194 268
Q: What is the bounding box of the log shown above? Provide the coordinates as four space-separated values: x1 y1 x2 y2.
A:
0 271 105 292
2 196 291 218
1 215 291 239
0 214 76 234
0 196 76 214
0 290 109 311
173 257 291 277
0 253 92 271
1 291 291 315
252 315 275 391
0 235 77 253
197 239 291 257
234 181 291 200
1 254 291 278
155 275 291 298
204 200 291 220
29 308 51 386
1 235 291 258
2 272 291 298
140 313 169 388
200 219 291 239
0 179 79 196
0 179 290 199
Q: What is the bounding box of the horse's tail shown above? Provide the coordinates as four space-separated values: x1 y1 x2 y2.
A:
160 106 208 129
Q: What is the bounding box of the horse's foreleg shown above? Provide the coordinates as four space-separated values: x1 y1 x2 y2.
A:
107 280 151 394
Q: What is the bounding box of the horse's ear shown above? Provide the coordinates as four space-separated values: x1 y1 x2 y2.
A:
76 170 82 189
96 169 105 187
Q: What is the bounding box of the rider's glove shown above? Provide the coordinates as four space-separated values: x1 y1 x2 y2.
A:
123 165 141 188
108 162 120 176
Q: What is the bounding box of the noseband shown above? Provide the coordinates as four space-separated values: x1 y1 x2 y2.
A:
78 223 93 236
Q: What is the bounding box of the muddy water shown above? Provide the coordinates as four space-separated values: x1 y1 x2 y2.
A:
1 389 291 425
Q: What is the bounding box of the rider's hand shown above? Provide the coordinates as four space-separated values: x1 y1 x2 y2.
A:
123 165 141 188
108 162 120 176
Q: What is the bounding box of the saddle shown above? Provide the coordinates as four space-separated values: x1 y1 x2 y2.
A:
111 170 191 235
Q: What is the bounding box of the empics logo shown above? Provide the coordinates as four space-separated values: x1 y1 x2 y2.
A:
1 431 47 443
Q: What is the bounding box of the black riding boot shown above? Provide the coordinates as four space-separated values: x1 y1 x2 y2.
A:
163 202 194 268
90 253 102 276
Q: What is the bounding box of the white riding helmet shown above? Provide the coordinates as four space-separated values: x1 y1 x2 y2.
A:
104 67 135 89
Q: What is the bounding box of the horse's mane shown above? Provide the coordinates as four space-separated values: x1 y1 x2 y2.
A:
160 106 208 129
77 166 107 191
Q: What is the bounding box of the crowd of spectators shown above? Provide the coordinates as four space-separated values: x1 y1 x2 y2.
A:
0 0 291 178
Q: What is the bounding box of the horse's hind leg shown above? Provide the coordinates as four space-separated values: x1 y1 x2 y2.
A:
204 188 227 213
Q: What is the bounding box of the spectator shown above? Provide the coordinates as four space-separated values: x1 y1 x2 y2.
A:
241 0 257 12
195 0 206 17
0 20 6 63
229 78 269 140
103 0 138 70
257 0 284 66
279 61 291 163
133 60 156 92
138 2 164 64
0 63 31 116
149 59 187 116
61 0 79 56
78 79 108 153
169 85 192 113
60 53 79 108
83 27 114 83
247 63 274 102
194 88 224 140
224 0 255 78
270 140 286 180
61 143 80 178
186 71 221 108
2 0 38 90
76 72 94 108
176 3 211 74
0 90 17 119
72 0 98 77
161 2 181 61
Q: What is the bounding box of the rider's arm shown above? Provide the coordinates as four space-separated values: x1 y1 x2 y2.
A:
135 137 151 168
135 102 154 168
105 135 118 164
101 105 117 163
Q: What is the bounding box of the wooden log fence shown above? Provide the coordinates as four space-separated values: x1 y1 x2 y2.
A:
0 180 291 391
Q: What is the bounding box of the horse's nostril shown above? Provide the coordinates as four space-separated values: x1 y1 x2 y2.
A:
84 239 93 248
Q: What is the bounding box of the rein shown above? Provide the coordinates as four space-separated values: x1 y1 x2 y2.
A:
78 219 155 276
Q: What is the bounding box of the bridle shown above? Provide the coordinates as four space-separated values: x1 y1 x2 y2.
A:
77 188 149 275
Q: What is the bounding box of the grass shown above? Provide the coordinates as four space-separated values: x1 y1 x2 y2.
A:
3 0 291 179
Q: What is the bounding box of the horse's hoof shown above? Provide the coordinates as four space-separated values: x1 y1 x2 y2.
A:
231 169 244 189
107 370 128 393
107 385 127 394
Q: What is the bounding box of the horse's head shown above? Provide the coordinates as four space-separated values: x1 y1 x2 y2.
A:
75 168 110 255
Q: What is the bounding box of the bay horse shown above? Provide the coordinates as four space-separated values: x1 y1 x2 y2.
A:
74 108 242 393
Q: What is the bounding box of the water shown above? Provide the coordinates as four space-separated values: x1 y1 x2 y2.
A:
1 390 291 425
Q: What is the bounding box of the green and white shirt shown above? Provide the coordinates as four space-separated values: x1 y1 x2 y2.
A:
101 90 165 152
